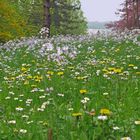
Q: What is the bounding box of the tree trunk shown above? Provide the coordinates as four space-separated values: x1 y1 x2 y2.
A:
126 0 129 29
136 0 140 28
44 0 51 37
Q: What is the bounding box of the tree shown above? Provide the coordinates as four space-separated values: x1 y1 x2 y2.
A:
51 0 87 35
0 0 27 42
1 0 87 42
44 0 51 37
106 0 140 30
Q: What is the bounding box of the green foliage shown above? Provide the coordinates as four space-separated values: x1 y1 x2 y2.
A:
0 39 140 139
0 0 87 42
0 0 39 42
51 0 87 35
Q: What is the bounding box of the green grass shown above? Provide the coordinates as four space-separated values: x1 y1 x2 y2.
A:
0 39 140 140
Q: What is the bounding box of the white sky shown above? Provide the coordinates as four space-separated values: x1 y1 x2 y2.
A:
80 0 124 22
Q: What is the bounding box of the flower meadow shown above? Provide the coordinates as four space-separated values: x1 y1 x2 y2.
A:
0 30 140 140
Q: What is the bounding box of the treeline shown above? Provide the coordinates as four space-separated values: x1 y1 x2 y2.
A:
0 0 87 42
106 0 140 30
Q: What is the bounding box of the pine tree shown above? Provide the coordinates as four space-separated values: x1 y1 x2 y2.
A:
51 0 87 35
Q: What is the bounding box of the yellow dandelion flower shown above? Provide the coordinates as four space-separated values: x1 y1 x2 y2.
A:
102 68 108 72
80 89 87 94
21 67 27 72
47 71 54 75
72 112 82 117
114 68 122 74
108 67 115 71
77 76 88 80
77 76 84 80
128 64 135 67
136 72 140 75
43 121 48 126
34 75 43 82
57 71 64 76
100 109 111 116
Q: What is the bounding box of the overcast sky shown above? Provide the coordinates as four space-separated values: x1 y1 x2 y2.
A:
80 0 124 22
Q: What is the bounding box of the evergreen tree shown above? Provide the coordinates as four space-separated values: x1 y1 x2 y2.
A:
51 0 87 35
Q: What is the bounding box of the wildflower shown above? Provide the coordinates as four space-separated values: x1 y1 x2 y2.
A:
72 112 82 117
96 70 101 76
81 99 87 104
113 126 120 130
80 89 87 94
37 108 44 112
19 94 24 97
97 115 108 121
57 71 64 76
68 108 74 111
133 66 138 69
135 121 140 125
77 76 84 80
57 93 64 97
15 107 24 111
26 99 32 105
19 129 27 134
114 68 122 74
34 75 43 82
43 121 48 126
47 71 54 75
108 67 115 71
81 97 90 104
22 115 29 119
128 64 134 67
100 109 111 115
5 96 11 100
39 95 46 99
8 120 16 124
9 90 15 94
14 97 19 100
103 92 109 96
121 137 131 140
27 121 33 124
21 67 28 72
136 72 140 75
